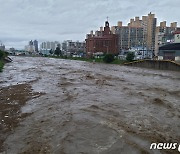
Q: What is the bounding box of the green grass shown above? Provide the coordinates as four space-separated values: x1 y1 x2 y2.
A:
68 57 93 62
111 59 127 64
0 60 4 72
63 57 106 63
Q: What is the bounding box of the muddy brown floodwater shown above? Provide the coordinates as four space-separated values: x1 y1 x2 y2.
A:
0 56 180 154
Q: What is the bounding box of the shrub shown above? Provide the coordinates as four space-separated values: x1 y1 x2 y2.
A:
0 60 4 72
0 50 4 59
63 55 68 59
126 52 135 62
103 54 114 63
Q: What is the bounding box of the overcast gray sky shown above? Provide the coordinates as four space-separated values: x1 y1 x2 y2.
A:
0 0 180 49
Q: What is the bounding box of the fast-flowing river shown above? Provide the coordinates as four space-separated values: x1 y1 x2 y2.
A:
0 56 180 154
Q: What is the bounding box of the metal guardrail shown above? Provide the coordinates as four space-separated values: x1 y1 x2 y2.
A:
124 60 180 66
124 60 180 71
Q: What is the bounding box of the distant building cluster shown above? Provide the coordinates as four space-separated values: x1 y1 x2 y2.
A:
85 12 180 61
4 12 180 61
23 40 86 56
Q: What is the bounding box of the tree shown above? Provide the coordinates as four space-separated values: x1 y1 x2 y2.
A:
49 49 53 55
54 47 61 56
0 50 5 72
126 52 135 62
0 50 4 59
103 54 114 63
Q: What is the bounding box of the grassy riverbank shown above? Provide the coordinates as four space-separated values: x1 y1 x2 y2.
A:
48 55 127 65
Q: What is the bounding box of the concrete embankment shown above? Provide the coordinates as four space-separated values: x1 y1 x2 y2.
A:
124 60 180 71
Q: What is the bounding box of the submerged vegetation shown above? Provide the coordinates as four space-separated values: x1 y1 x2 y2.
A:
126 52 135 62
103 54 114 63
0 60 4 72
0 50 7 72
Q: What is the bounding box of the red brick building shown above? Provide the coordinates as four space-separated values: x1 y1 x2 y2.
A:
85 21 118 56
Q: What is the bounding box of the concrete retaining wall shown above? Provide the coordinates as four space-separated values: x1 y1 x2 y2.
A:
124 60 180 71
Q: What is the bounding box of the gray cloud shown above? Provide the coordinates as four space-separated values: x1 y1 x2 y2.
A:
0 0 180 49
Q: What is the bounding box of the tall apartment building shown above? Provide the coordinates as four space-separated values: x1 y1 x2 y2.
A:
62 40 86 55
33 40 38 52
25 40 35 53
132 13 157 51
29 40 33 46
40 41 60 51
144 13 157 51
112 13 157 53
25 40 39 53
111 20 143 51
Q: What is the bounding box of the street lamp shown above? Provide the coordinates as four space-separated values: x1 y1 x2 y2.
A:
93 46 96 57
104 44 109 54
106 45 109 54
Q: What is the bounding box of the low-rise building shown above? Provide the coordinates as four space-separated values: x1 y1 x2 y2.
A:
174 32 180 43
155 21 180 56
158 30 180 61
86 21 118 56
158 43 180 61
